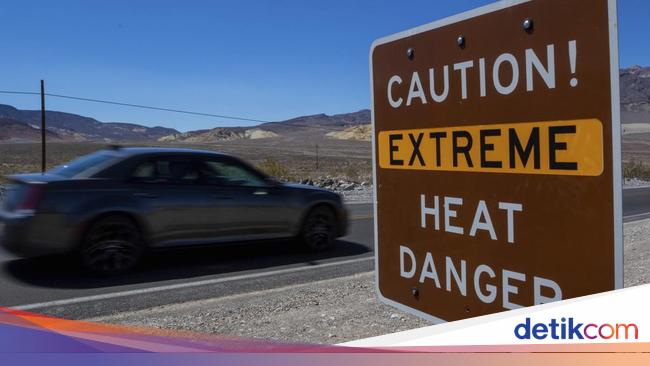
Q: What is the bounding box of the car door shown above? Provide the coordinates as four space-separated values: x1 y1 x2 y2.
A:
198 156 292 242
128 155 219 246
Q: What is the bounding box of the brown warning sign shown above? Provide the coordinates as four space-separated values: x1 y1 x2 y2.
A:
371 0 622 322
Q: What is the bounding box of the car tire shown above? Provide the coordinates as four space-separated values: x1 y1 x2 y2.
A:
300 206 337 251
81 215 144 275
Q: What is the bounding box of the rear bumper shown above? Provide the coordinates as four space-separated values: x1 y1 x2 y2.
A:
0 210 32 256
0 210 76 257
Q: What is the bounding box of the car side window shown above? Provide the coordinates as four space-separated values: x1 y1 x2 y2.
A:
130 158 201 185
201 159 266 187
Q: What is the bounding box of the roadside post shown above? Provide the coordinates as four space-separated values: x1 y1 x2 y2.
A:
40 79 46 173
370 0 622 322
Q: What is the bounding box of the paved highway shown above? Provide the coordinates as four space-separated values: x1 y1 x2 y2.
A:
0 203 375 318
1 186 650 319
623 186 650 222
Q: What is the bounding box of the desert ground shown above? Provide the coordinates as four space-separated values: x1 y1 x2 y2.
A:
0 137 372 184
2 131 650 185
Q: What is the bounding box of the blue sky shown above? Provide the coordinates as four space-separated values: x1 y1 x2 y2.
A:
0 0 648 132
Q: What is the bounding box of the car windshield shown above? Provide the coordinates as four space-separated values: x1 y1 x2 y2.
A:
49 151 119 178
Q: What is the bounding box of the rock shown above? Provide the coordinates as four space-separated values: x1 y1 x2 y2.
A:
340 183 355 191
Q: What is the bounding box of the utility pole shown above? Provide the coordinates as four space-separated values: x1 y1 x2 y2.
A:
40 80 46 173
315 144 319 171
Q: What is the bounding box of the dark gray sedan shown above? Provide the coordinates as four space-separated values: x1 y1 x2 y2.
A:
0 147 347 274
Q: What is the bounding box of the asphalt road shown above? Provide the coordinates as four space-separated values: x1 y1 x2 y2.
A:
0 203 375 319
1 186 650 319
623 186 650 222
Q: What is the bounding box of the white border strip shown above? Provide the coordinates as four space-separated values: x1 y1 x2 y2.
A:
609 0 624 290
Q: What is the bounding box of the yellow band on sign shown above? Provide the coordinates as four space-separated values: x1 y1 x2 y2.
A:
377 119 603 176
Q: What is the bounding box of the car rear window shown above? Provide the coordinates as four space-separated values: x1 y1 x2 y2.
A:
49 151 119 178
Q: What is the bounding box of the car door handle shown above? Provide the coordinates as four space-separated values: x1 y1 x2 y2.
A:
133 192 158 198
253 190 268 195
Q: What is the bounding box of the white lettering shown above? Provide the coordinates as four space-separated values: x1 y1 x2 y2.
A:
469 200 497 240
534 276 562 304
446 256 467 296
421 194 440 230
400 245 416 278
502 269 525 309
429 66 450 103
444 196 464 234
406 71 427 106
493 53 519 95
474 264 497 303
526 45 556 91
498 202 523 243
453 60 474 99
479 57 487 97
419 252 441 288
387 75 403 108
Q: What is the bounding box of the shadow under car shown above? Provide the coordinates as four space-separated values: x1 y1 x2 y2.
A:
2 238 370 290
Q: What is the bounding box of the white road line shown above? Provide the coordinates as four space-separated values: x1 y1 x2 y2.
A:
11 256 374 311
345 201 372 205
622 185 650 190
623 212 650 221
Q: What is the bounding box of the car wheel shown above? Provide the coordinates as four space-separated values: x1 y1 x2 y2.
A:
301 206 337 251
81 215 143 275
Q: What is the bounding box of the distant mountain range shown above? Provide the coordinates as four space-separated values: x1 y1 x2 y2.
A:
0 104 178 142
0 102 371 143
0 66 649 143
621 66 650 112
159 110 371 143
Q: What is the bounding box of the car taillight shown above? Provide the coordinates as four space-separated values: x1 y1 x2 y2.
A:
16 184 44 212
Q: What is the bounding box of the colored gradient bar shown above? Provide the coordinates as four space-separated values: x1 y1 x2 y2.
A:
1 306 650 365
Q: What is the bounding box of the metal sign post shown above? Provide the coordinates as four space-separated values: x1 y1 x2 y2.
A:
40 79 46 174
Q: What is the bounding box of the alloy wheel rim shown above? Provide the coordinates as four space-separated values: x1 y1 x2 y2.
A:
85 223 139 272
308 214 333 248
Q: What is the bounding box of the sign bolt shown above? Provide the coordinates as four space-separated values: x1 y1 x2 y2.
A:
456 35 465 48
407 48 415 60
522 18 534 32
411 287 419 299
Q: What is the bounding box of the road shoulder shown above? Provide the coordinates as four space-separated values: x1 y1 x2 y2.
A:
90 272 428 344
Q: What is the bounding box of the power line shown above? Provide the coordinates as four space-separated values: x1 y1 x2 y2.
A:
0 90 39 96
46 92 274 124
0 90 271 124
0 89 361 132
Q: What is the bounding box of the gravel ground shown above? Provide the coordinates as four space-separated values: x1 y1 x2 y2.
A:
90 272 428 344
0 179 645 343
623 218 650 286
624 177 650 187
339 186 372 203
91 219 650 344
